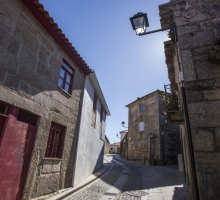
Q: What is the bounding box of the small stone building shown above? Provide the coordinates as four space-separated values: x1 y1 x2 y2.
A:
109 142 120 154
159 0 220 199
125 90 181 165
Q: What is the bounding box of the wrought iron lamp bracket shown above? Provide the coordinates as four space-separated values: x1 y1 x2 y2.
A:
139 23 178 42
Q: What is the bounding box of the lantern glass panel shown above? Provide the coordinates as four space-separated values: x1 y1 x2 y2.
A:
133 16 145 28
135 27 146 35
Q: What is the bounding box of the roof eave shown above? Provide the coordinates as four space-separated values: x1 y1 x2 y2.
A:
21 0 93 75
89 72 111 116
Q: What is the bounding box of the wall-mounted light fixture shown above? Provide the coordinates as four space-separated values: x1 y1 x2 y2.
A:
121 121 128 128
130 11 199 199
130 12 178 42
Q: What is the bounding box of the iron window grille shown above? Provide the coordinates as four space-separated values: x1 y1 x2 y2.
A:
45 122 66 158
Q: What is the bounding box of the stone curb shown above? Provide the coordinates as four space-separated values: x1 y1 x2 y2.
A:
47 162 113 200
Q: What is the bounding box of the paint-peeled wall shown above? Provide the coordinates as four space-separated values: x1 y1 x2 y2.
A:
73 77 106 186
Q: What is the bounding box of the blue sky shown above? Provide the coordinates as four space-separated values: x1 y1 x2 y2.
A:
40 0 169 144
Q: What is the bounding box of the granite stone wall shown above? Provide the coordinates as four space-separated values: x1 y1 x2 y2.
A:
120 134 128 159
159 0 220 199
0 0 85 199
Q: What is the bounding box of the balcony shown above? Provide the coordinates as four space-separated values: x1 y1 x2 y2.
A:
164 84 184 124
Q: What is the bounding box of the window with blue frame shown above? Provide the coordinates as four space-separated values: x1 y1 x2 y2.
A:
139 104 144 112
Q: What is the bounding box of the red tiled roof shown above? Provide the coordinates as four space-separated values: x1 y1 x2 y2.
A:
125 90 164 107
21 0 93 75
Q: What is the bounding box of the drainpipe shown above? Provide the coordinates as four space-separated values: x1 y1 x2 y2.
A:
173 20 200 198
126 136 128 160
181 86 200 200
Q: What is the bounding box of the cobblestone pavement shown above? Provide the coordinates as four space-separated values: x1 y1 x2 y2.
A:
64 162 123 200
49 155 189 200
114 157 143 200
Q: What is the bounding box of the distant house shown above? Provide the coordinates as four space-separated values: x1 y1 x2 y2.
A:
109 142 120 154
0 0 109 199
73 72 110 186
125 90 181 165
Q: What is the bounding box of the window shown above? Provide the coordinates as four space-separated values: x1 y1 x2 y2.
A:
91 94 97 128
139 104 144 112
139 122 144 131
58 60 74 94
99 107 103 134
100 107 103 122
99 106 103 134
93 95 97 111
45 122 66 158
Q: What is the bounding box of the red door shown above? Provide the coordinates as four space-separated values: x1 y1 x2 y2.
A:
0 107 37 200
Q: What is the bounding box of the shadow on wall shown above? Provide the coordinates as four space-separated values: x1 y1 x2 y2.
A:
64 100 84 188
93 145 105 173
17 125 37 200
64 141 105 195
64 125 79 188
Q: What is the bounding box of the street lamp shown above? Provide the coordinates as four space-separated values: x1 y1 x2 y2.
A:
130 12 199 199
121 121 128 128
130 12 149 35
130 12 178 42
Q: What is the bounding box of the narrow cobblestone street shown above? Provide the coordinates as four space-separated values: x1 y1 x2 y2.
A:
47 155 189 200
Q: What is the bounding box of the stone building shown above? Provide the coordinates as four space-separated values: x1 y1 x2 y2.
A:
125 90 181 165
120 131 128 159
104 135 110 154
159 0 220 199
73 72 110 186
0 0 109 199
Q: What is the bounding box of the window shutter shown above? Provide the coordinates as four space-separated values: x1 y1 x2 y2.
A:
45 122 66 158
139 122 144 131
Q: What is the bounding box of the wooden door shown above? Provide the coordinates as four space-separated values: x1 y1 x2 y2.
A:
0 107 37 200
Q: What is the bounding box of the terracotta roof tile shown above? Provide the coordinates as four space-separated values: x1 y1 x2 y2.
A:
21 0 93 75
